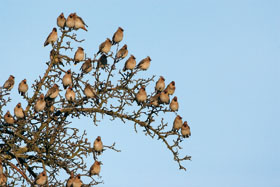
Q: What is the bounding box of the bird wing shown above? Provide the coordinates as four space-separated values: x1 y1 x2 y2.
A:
44 32 53 46
78 16 88 27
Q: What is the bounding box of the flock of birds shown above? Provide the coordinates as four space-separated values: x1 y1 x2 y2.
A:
0 12 191 186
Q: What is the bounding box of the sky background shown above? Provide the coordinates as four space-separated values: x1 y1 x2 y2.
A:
0 0 279 186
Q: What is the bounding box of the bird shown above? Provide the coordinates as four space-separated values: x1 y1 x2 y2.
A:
0 160 3 174
35 171 47 185
66 172 74 187
57 13 66 29
74 47 85 65
44 28 58 47
94 136 103 154
84 84 97 98
0 173 7 186
66 13 75 29
73 13 88 31
97 54 107 69
181 121 191 138
116 44 128 59
136 86 147 105
170 96 179 111
123 55 136 71
173 115 183 131
155 76 165 92
89 161 101 176
62 70 73 89
45 84 59 100
80 59 93 75
4 111 14 124
97 38 112 55
112 27 124 45
165 81 175 95
35 94 46 112
50 49 63 66
3 75 15 90
137 56 151 70
14 103 25 119
159 90 169 104
18 79 28 96
72 174 83 187
65 86 75 103
150 93 160 107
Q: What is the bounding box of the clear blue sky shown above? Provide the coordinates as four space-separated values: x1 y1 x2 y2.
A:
0 0 279 186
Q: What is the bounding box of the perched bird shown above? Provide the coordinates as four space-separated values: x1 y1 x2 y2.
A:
74 47 85 65
84 84 97 98
4 111 14 124
173 115 183 131
14 103 25 119
89 161 101 176
94 136 103 154
97 38 112 55
0 160 3 174
62 70 73 89
170 96 179 111
155 76 165 92
66 13 75 29
80 59 93 75
35 171 47 185
150 93 160 107
136 86 147 105
44 28 58 47
112 27 124 45
159 90 169 104
123 55 136 71
65 86 75 102
97 54 107 69
50 49 63 66
18 79 28 96
45 84 59 100
181 121 191 138
137 56 151 70
3 75 15 90
116 44 128 59
72 174 83 187
73 13 88 31
35 94 46 112
57 13 66 29
66 172 74 187
0 173 7 186
165 81 175 95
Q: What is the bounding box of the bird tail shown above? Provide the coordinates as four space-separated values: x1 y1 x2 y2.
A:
44 41 49 47
82 26 88 31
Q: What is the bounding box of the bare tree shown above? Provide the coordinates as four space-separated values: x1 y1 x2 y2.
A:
0 13 191 186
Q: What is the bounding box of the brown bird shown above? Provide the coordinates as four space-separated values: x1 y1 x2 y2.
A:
84 84 97 98
150 93 160 107
137 56 151 70
89 161 101 176
35 94 46 112
173 115 183 131
45 84 59 100
155 76 165 92
116 44 128 59
123 55 136 71
94 136 103 154
97 54 108 69
73 13 88 31
65 86 75 102
57 13 66 29
159 90 169 104
170 96 179 111
44 28 58 47
0 160 3 174
18 79 28 96
97 38 112 55
66 172 74 187
136 86 147 105
74 47 85 65
66 13 75 29
80 59 93 75
3 75 15 90
112 27 124 45
0 173 7 186
14 103 25 119
165 81 175 95
35 171 47 185
62 70 73 89
4 111 14 124
72 174 83 187
50 49 63 66
181 121 191 138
